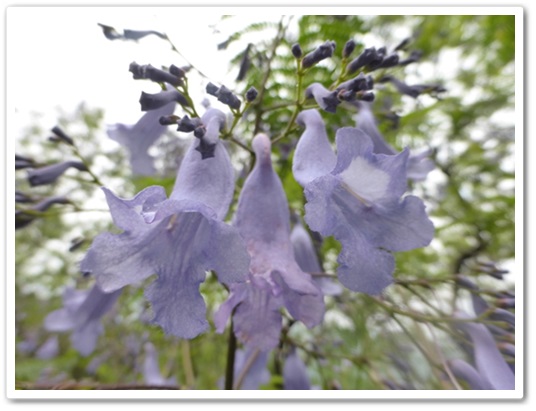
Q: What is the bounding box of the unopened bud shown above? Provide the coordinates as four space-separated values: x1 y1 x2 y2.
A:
291 43 303 58
159 115 181 126
245 86 258 102
343 39 356 58
51 126 75 146
139 89 189 111
302 41 336 69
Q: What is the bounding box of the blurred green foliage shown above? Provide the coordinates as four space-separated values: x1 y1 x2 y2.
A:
15 14 516 390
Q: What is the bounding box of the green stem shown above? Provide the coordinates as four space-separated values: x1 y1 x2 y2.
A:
180 340 195 388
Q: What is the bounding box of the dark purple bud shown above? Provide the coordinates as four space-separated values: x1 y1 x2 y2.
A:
305 83 341 113
27 161 88 187
177 115 203 133
291 43 303 58
194 136 217 159
454 275 479 290
337 89 356 101
336 72 374 93
69 237 86 252
206 82 220 96
359 92 375 102
301 41 336 69
169 64 186 79
217 85 241 110
489 308 515 327
246 86 258 102
15 154 36 170
236 43 252 81
97 23 122 40
51 126 75 146
16 196 70 229
394 38 411 51
378 53 400 69
380 75 444 98
139 89 189 111
398 50 422 66
193 125 206 139
129 63 182 86
122 29 166 41
343 39 356 58
15 191 35 203
159 115 181 126
346 47 378 74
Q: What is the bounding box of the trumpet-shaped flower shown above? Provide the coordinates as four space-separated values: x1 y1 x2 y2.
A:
44 284 122 356
81 108 250 339
355 102 434 181
107 101 176 176
215 134 324 350
294 110 434 294
283 349 311 390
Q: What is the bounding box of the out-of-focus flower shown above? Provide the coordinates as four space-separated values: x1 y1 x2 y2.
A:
206 83 241 110
107 101 176 176
27 160 88 187
44 284 122 356
129 62 183 87
35 336 59 360
355 102 435 181
451 312 515 389
215 134 324 350
139 89 189 111
379 75 446 98
233 348 271 390
283 349 311 390
142 342 176 386
98 23 166 42
16 195 71 229
293 114 434 294
81 109 249 340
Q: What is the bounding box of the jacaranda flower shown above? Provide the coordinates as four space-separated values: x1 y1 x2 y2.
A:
215 134 325 350
107 101 176 176
44 284 122 356
283 349 311 390
294 109 434 294
81 108 250 339
305 83 340 113
451 312 515 389
355 102 435 181
142 342 176 386
233 348 271 390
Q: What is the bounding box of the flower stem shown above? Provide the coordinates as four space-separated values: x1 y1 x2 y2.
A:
180 340 195 389
224 318 237 390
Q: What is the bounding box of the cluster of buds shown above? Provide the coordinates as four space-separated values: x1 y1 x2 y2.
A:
206 82 241 110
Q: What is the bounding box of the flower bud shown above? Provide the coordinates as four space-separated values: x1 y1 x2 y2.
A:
177 116 203 133
301 41 336 69
206 82 220 96
343 39 356 58
51 126 75 146
246 86 258 102
169 64 187 79
27 161 88 187
139 89 189 111
217 85 241 110
159 115 181 126
291 43 303 58
129 62 183 86
346 47 377 74
378 53 400 69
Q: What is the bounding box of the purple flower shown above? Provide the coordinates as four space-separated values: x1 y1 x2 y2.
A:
301 41 336 69
305 83 340 113
81 109 249 339
290 221 342 296
107 101 175 176
233 348 271 390
215 134 325 350
283 349 311 390
27 160 88 186
142 342 176 386
452 312 515 389
355 102 435 181
35 336 59 360
293 113 434 294
139 89 189 111
16 195 71 229
44 285 122 356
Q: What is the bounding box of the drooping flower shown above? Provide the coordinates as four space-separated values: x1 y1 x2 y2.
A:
107 101 176 176
16 195 71 229
355 102 435 181
215 134 325 350
451 312 515 389
81 108 250 340
290 220 342 296
142 342 176 386
35 335 59 360
293 111 434 294
27 160 88 186
44 284 122 356
233 348 271 390
283 349 311 390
